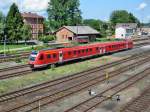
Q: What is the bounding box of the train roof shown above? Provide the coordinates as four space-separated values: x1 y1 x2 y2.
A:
39 40 132 53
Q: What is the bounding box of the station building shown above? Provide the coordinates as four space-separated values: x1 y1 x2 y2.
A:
55 26 100 43
115 23 137 39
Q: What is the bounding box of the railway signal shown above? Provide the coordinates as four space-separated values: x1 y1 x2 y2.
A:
99 94 121 101
116 94 120 101
88 89 121 102
88 89 96 96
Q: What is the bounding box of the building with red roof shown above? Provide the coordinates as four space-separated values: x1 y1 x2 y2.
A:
21 12 45 39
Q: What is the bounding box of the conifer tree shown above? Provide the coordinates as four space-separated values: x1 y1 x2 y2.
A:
0 11 5 41
6 3 23 43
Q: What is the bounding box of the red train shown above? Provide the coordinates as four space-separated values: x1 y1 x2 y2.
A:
29 40 133 68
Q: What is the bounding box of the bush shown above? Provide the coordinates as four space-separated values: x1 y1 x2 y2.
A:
39 35 56 43
95 38 121 42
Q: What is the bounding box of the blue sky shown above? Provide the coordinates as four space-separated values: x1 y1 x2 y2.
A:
80 0 150 22
0 0 150 22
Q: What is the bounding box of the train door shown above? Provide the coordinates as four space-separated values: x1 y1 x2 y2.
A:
59 51 63 63
100 48 102 54
103 47 106 54
126 42 128 49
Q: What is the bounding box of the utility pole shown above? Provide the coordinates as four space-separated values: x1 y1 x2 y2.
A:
36 96 41 112
4 35 6 56
37 15 39 40
3 18 6 56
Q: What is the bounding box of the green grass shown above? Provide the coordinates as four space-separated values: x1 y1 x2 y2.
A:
0 44 52 54
0 38 122 54
0 56 114 94
95 38 123 42
0 44 32 50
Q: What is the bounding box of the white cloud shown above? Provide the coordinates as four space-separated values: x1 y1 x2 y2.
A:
147 15 150 19
138 2 147 10
22 0 49 12
0 0 49 17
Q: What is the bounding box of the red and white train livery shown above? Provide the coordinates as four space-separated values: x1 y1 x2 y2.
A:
29 40 133 68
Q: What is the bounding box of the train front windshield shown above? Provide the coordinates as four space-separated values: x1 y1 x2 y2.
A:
29 51 38 61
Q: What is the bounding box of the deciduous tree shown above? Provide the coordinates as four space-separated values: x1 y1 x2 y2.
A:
47 0 82 30
110 10 140 27
83 19 113 37
22 24 32 44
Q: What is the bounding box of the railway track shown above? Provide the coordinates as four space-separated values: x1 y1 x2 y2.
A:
0 52 30 63
134 42 150 48
0 64 32 80
0 48 149 81
132 37 150 42
120 86 150 112
133 37 150 48
65 67 150 112
0 51 150 112
0 50 149 101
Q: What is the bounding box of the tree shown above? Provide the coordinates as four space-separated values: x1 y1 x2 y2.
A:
22 24 32 44
83 19 101 31
83 19 112 37
0 11 5 41
47 0 82 30
128 13 140 26
67 0 82 25
5 3 23 43
39 35 56 43
110 10 140 27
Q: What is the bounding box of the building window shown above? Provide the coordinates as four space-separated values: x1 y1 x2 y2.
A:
62 35 65 39
126 29 133 33
66 35 68 38
68 37 72 41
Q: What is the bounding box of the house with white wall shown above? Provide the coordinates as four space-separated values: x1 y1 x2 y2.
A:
115 23 137 39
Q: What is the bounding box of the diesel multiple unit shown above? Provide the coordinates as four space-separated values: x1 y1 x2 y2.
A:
29 40 133 68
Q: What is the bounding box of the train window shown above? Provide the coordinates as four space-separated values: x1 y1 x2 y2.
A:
31 51 38 55
68 51 71 55
47 54 51 58
96 47 99 51
82 49 84 53
53 54 57 58
30 57 35 61
39 54 44 60
89 48 92 52
74 51 76 55
86 49 88 53
78 50 81 54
